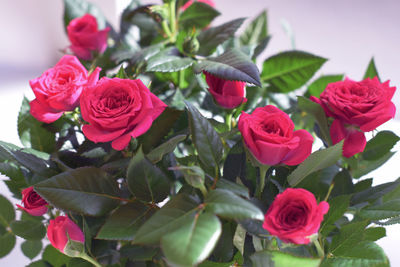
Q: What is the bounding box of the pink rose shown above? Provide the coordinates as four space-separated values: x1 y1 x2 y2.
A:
311 77 396 157
238 105 314 166
67 14 110 60
29 55 100 123
181 0 215 10
47 216 84 253
204 72 247 109
80 77 167 151
263 188 329 244
16 186 48 216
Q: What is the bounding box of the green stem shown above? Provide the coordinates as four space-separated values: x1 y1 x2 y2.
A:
80 252 102 267
169 0 177 41
324 183 335 202
225 112 233 131
199 184 208 197
313 239 325 258
161 20 173 39
178 69 185 88
256 165 270 198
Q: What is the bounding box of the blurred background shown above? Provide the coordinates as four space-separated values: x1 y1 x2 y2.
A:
0 0 399 265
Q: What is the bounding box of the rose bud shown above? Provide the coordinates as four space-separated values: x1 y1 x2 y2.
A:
238 105 314 166
311 77 396 157
16 186 48 216
181 0 215 10
80 78 167 151
29 55 100 123
263 188 329 244
67 14 110 60
204 72 247 109
47 216 85 255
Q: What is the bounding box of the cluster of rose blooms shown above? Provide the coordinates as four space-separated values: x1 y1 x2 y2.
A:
17 4 396 255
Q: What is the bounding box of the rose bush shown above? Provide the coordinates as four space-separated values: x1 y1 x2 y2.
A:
67 13 110 60
16 186 47 216
80 77 167 150
204 72 246 109
29 55 100 123
47 216 85 254
263 188 329 244
238 105 314 166
311 77 396 157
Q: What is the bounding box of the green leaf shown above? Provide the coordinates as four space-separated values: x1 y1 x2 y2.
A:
261 51 327 92
146 51 194 72
359 199 400 220
63 0 108 30
21 240 42 259
364 227 386 242
197 18 245 56
331 169 354 197
322 241 389 267
288 141 343 186
35 167 120 216
193 49 261 86
240 11 268 46
18 97 56 153
329 221 369 255
251 250 321 267
126 148 170 202
147 134 186 163
362 131 400 161
161 212 222 266
42 245 70 267
10 220 46 240
116 66 128 78
205 189 264 220
352 179 400 205
120 244 158 261
0 232 16 258
1 163 28 198
350 152 395 178
96 202 155 240
216 178 249 198
363 57 380 81
320 195 350 236
0 195 15 227
186 101 223 170
172 165 206 191
134 193 200 245
27 260 52 267
297 96 331 145
67 258 92 267
179 2 220 30
307 74 343 97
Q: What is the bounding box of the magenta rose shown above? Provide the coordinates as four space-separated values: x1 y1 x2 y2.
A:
29 55 100 123
181 0 215 10
16 186 48 216
67 14 110 60
47 216 84 253
263 188 329 244
238 105 314 166
204 72 247 109
80 77 167 150
311 77 396 157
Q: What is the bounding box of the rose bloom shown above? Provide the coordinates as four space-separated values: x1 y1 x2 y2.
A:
181 0 215 10
311 77 396 157
16 187 48 216
29 55 100 123
67 14 110 60
238 105 314 166
80 77 167 150
263 188 329 244
47 216 85 253
204 72 247 109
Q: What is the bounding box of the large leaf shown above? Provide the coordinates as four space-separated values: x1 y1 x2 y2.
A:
216 179 249 198
197 18 245 56
18 97 55 153
21 240 43 260
10 220 46 240
240 11 268 46
35 167 120 216
288 141 343 186
42 245 70 267
146 54 194 72
352 179 400 205
251 250 321 267
186 102 223 170
126 148 170 203
205 189 264 220
359 199 400 220
134 193 200 245
261 51 327 92
193 49 261 86
179 2 220 30
307 74 343 97
363 57 380 81
161 212 222 266
63 0 109 30
0 232 16 258
96 202 155 241
329 221 369 255
0 195 15 227
362 131 399 161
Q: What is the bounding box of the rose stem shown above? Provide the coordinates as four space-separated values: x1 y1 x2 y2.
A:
313 239 325 258
225 112 233 131
80 252 102 267
256 165 270 198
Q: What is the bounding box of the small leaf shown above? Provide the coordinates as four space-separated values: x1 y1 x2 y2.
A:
146 52 194 72
362 131 400 161
35 167 120 216
319 195 350 236
186 101 223 170
329 221 369 254
161 212 222 266
179 2 220 30
240 10 268 46
216 179 249 198
126 148 170 202
251 250 321 267
21 240 42 259
120 245 158 261
307 74 343 97
193 49 261 86
261 51 327 92
172 165 206 191
359 199 400 220
352 179 400 205
147 134 187 163
0 232 16 258
0 195 15 227
205 189 264 220
10 220 46 240
351 152 395 178
364 227 386 242
288 141 343 186
363 57 380 81
116 66 128 78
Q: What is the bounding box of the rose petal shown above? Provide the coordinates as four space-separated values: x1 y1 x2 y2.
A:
282 129 314 166
30 99 63 123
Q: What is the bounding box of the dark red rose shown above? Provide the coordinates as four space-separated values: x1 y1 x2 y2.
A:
16 186 48 216
67 14 110 60
263 188 329 244
311 77 396 157
80 77 167 151
204 72 247 109
47 216 84 253
238 105 314 166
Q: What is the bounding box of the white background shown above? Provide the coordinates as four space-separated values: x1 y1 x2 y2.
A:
0 0 399 266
